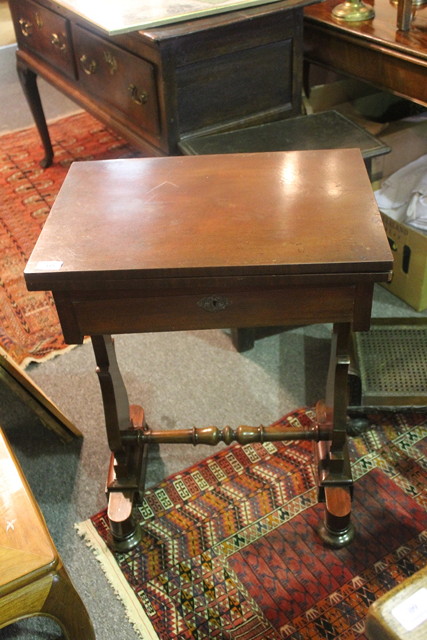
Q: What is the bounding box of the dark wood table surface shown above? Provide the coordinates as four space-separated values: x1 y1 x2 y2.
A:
304 0 427 107
25 149 393 550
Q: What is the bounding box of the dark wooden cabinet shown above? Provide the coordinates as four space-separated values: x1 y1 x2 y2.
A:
9 0 315 163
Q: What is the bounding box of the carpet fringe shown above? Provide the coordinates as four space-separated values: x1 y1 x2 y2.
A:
20 334 91 368
75 520 160 640
20 342 80 369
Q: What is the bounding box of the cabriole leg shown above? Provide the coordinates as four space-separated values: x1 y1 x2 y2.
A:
16 61 53 168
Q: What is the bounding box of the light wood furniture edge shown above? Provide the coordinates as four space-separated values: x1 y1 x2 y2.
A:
0 427 95 638
0 345 81 441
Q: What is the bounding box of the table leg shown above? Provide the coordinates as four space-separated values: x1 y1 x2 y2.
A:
91 335 147 551
16 61 54 169
91 328 355 550
231 328 256 352
316 322 355 547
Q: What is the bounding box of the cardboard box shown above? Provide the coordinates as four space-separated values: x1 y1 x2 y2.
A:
380 212 427 311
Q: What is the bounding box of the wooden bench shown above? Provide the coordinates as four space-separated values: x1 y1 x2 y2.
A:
0 427 95 638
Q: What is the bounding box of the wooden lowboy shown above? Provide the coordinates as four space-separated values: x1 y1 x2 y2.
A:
9 0 315 164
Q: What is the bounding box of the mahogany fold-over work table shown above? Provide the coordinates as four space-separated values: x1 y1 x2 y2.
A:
25 149 393 551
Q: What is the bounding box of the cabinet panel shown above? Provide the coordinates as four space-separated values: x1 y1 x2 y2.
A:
11 0 75 79
177 39 294 133
73 25 160 138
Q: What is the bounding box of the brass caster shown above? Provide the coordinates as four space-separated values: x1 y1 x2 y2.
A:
318 521 355 548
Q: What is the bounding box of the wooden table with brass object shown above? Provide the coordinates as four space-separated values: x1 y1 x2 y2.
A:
24 149 393 552
304 0 427 108
8 0 315 167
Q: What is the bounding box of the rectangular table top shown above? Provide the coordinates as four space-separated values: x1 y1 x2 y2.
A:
25 150 392 291
52 0 311 34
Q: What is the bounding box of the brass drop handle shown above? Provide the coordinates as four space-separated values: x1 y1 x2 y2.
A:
128 83 148 105
79 54 97 75
51 32 67 52
19 18 33 37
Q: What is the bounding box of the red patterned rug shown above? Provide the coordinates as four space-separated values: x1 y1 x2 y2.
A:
78 408 427 640
0 112 140 367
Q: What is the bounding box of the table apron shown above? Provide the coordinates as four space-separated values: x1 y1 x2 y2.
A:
53 283 373 343
304 24 427 107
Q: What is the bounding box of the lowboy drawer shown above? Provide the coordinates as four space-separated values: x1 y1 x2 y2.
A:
73 25 160 138
12 0 75 79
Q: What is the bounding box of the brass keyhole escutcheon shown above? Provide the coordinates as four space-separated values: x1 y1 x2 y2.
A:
104 51 118 75
197 296 230 312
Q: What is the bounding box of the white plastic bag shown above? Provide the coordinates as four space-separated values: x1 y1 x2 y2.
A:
375 154 427 231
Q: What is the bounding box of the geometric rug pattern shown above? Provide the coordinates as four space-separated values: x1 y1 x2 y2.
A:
0 112 140 366
80 408 427 640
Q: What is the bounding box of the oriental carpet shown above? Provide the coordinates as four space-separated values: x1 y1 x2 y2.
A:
78 407 427 640
0 112 140 366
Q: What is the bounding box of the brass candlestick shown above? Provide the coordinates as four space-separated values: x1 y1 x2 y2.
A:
332 0 375 20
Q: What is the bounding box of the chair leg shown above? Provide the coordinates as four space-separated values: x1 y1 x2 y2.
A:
41 564 96 640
